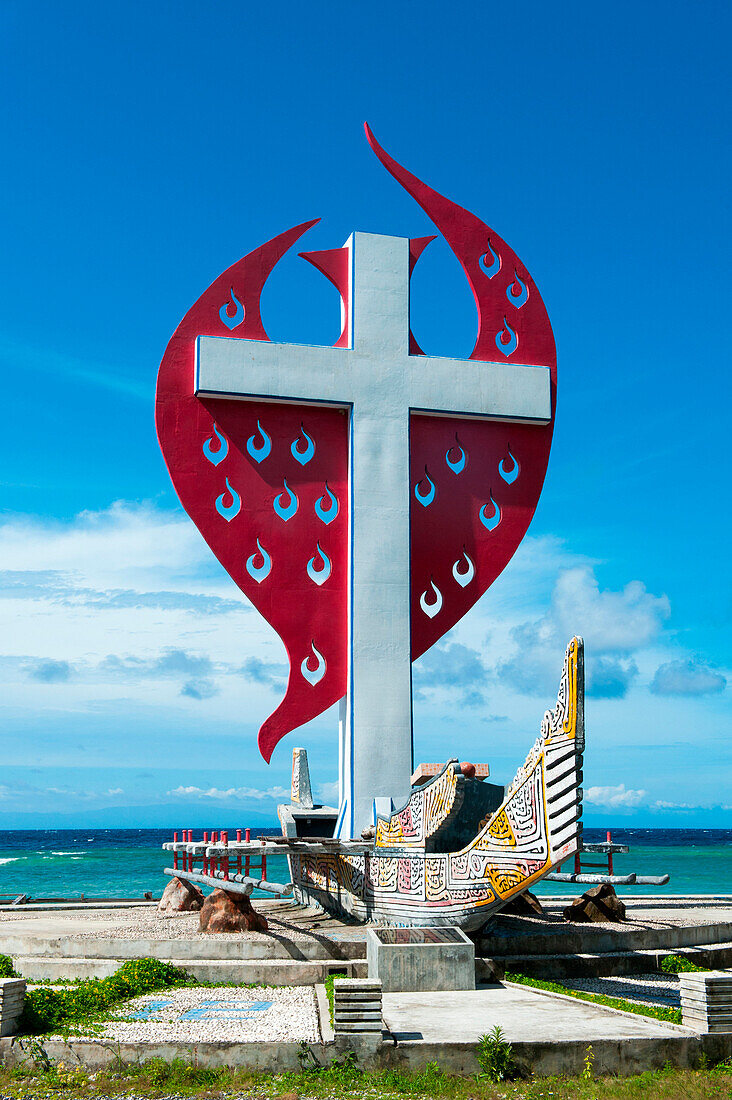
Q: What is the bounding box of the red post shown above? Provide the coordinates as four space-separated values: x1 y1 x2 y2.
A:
173 831 178 871
574 851 581 875
245 828 251 842
237 829 242 842
211 831 217 875
222 830 229 880
203 831 208 874
236 829 242 875
607 830 614 875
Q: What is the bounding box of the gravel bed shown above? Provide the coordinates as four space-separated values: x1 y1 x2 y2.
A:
70 985 320 1044
0 907 347 944
561 972 681 1007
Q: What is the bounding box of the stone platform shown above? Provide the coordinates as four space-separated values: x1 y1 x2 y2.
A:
2 895 731 984
2 979 731 1077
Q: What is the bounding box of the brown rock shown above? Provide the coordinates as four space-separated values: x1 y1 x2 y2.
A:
199 888 269 933
501 889 544 917
563 883 626 923
157 877 204 914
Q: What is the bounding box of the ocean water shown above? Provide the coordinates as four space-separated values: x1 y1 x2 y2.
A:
0 828 730 901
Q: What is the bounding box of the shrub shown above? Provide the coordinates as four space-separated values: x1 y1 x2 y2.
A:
20 958 191 1034
0 955 18 978
661 953 706 974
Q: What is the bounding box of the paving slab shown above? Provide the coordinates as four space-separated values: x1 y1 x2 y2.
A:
382 983 692 1044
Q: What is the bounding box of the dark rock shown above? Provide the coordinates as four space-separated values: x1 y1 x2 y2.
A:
157 877 204 914
563 883 626 923
199 888 269 933
475 956 505 983
501 890 544 917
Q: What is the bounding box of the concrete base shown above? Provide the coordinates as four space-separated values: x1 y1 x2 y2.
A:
367 927 475 992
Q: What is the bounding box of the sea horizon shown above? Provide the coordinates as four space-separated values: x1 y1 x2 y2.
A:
1 827 730 902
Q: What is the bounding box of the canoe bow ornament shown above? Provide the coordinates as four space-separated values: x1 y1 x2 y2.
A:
286 637 585 927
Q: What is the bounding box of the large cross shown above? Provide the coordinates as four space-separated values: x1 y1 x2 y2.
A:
196 232 551 838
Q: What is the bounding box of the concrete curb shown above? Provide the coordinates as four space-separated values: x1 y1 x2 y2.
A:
2 1031 731 1077
314 983 334 1042
502 980 693 1035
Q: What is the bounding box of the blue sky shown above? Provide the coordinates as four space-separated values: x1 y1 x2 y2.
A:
0 0 729 829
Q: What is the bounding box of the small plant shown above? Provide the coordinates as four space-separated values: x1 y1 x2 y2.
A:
0 954 18 978
581 1044 594 1080
476 1024 516 1082
661 953 706 973
10 1034 53 1074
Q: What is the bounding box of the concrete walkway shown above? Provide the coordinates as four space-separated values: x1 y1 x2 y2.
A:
382 983 691 1043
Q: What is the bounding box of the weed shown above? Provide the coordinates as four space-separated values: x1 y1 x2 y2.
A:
476 1024 516 1082
580 1044 594 1081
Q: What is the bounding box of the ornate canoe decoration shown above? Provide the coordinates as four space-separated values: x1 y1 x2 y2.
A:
285 636 585 928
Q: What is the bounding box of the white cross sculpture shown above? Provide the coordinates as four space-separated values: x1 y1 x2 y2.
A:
196 232 551 838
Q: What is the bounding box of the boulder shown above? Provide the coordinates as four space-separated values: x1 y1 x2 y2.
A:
501 889 544 917
199 888 269 933
157 877 204 914
563 883 626 923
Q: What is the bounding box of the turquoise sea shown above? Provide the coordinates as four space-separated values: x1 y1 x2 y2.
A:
0 829 730 901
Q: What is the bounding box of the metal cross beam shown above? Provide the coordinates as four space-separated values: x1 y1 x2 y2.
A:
196 231 551 838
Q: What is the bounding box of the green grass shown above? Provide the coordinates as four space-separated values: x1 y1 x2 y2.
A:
505 971 683 1025
1 1054 731 1099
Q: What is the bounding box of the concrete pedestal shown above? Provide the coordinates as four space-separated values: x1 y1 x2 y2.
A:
366 926 475 992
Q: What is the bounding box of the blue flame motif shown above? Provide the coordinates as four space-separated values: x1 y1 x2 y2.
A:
445 437 466 475
291 425 315 465
479 239 501 279
215 477 242 522
247 420 271 463
495 318 518 357
506 270 528 308
203 423 229 467
219 288 245 330
315 482 339 525
414 468 436 507
246 539 272 584
307 543 331 586
274 479 298 521
301 642 326 686
499 448 519 484
479 493 501 532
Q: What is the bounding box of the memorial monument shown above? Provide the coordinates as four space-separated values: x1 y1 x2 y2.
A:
156 126 584 925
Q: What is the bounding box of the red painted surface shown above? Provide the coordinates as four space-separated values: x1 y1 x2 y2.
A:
365 125 556 661
156 128 556 764
156 221 349 763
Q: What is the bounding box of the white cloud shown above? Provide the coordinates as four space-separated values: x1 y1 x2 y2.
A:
496 566 669 698
167 785 290 801
651 659 727 697
584 784 647 808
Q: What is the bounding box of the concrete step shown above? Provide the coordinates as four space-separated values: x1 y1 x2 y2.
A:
476 920 732 958
485 941 732 980
13 955 367 985
0 933 365 963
